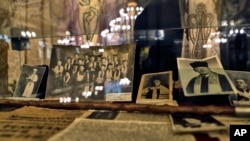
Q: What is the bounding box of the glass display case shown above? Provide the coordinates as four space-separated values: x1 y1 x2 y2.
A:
0 0 249 105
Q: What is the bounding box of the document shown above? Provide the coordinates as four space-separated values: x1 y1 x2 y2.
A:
49 118 195 141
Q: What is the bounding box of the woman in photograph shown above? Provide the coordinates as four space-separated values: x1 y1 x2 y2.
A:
22 68 38 97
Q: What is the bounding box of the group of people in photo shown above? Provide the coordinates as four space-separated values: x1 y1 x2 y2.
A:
51 52 130 99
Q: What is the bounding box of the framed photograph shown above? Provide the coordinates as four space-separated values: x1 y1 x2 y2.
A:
177 55 237 97
226 70 250 106
13 64 47 98
169 113 226 133
136 71 173 105
45 44 136 102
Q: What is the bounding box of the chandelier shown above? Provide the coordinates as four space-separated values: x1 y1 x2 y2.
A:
101 1 143 45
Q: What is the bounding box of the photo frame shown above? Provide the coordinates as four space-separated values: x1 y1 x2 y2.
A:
45 44 136 102
226 70 250 106
177 55 237 97
136 71 173 105
169 113 226 133
13 64 47 98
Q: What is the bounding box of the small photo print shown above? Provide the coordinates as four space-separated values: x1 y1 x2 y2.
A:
226 70 250 106
136 71 173 105
13 64 46 98
177 55 237 97
169 113 226 133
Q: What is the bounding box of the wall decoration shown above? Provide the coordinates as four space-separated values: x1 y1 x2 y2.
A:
46 44 136 102
180 0 220 59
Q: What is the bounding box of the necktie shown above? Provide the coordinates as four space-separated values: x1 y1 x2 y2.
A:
156 89 160 99
201 76 208 92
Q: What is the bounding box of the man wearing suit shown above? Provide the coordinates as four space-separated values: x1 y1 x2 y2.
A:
186 61 233 94
235 78 250 101
142 77 169 99
64 57 73 73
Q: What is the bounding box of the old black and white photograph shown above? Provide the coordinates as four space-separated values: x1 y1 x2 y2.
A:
226 70 250 105
13 64 46 98
169 113 226 133
177 55 237 97
136 71 173 104
45 44 135 101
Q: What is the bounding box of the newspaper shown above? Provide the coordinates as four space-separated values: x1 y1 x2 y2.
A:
115 111 172 123
0 106 86 141
0 120 68 141
48 118 195 141
1 106 247 141
52 110 250 141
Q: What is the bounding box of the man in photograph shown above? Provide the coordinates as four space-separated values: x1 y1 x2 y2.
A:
234 78 250 101
186 61 233 94
52 60 64 88
142 77 169 99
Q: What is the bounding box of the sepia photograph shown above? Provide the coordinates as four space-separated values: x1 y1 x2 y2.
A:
13 64 46 98
136 71 173 105
177 55 237 97
46 44 136 102
226 70 250 106
169 113 226 133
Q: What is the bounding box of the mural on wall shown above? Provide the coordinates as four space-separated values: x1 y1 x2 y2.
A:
187 2 213 59
0 0 11 33
181 0 220 59
0 0 127 43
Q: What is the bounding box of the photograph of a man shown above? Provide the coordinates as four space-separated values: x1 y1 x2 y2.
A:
186 61 233 94
178 55 236 96
142 77 169 99
170 114 226 133
234 78 250 101
137 71 173 103
226 70 250 102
